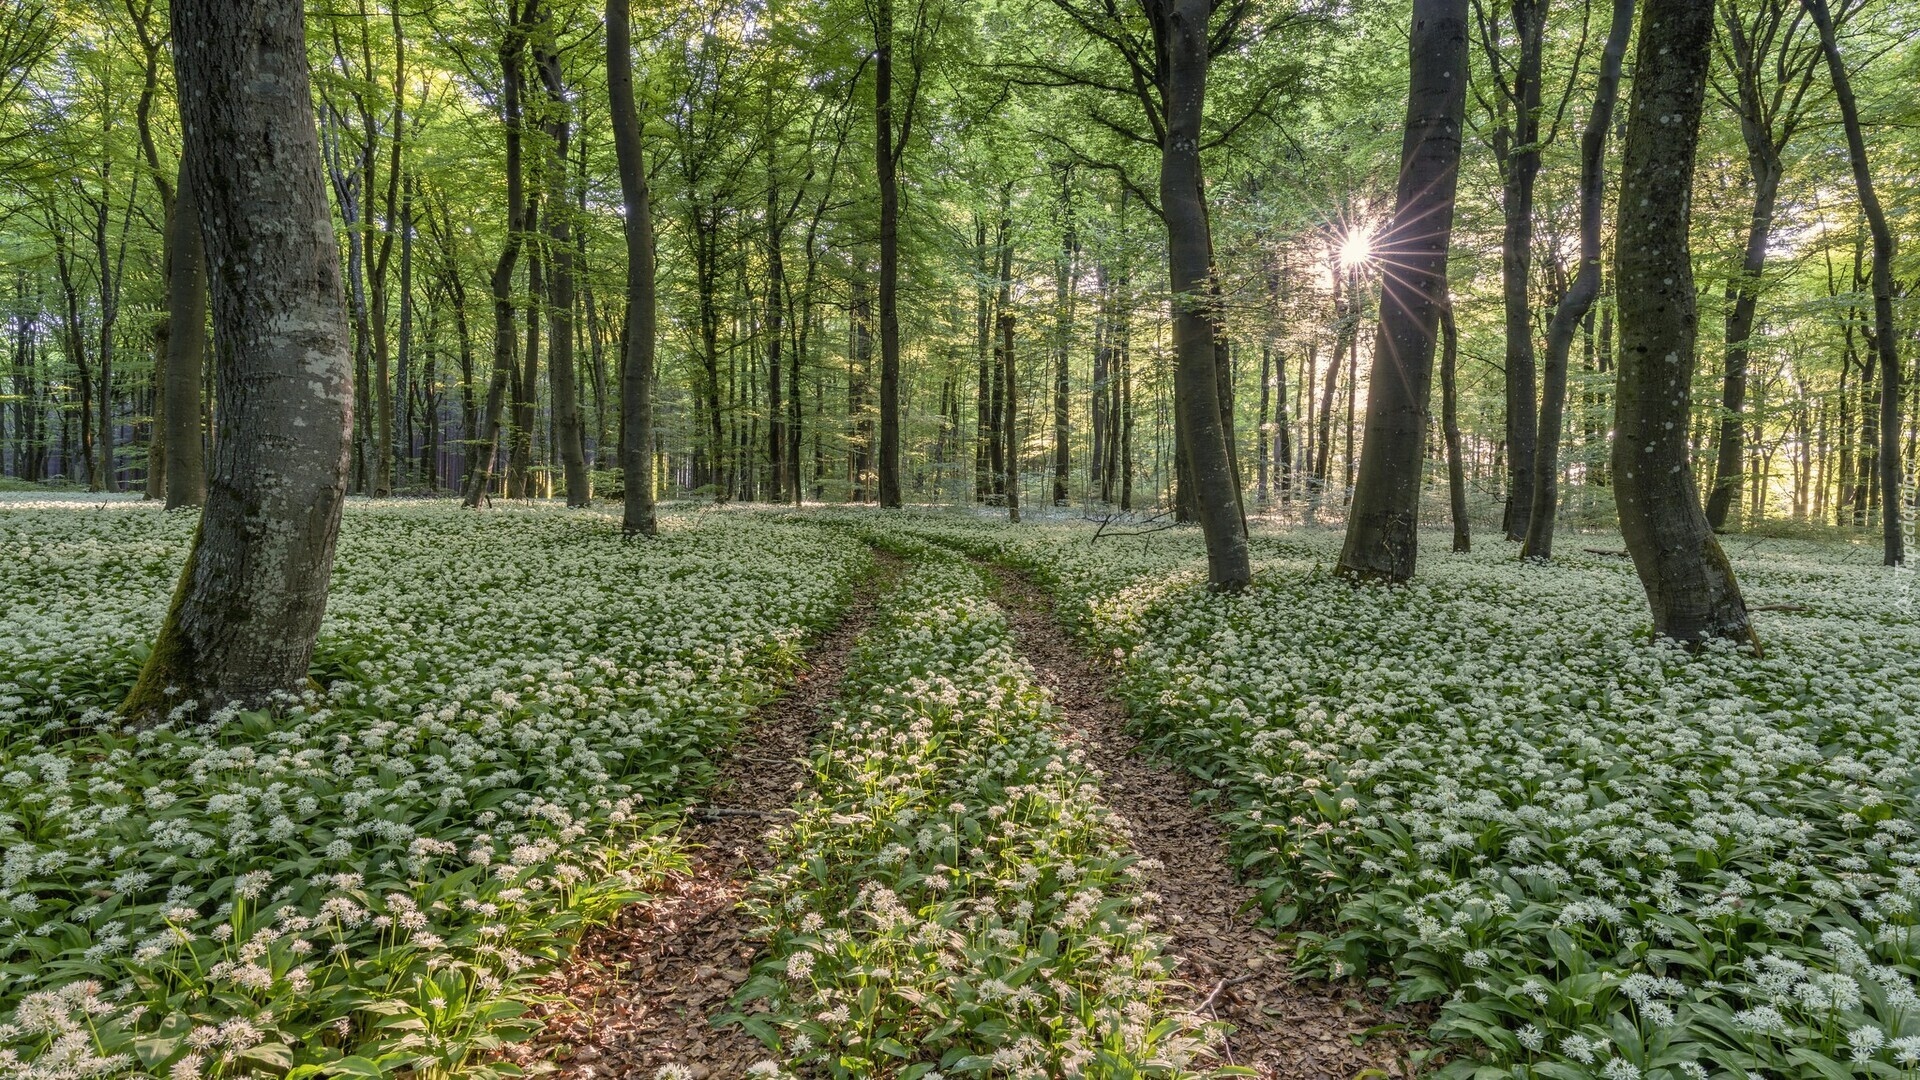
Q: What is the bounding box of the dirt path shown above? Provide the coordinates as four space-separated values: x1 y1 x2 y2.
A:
515 553 898 1079
984 565 1416 1080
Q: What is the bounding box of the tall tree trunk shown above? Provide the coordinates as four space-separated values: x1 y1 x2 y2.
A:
1091 260 1110 500
1703 163 1779 530
1314 273 1351 490
1053 165 1074 506
766 180 786 504
92 174 120 492
1807 0 1902 566
365 8 402 500
536 40 589 507
1489 0 1548 542
463 3 533 508
126 0 173 501
1256 344 1270 501
851 281 873 501
398 176 416 484
1119 314 1134 511
991 189 1012 498
511 211 542 499
874 0 903 509
1003 310 1019 522
1337 0 1469 583
52 235 95 487
1522 0 1632 561
974 214 991 502
1158 0 1248 590
1274 342 1292 504
1610 0 1758 649
162 164 208 510
123 0 353 717
1441 294 1469 551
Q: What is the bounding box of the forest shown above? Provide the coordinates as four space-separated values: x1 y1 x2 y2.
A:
0 0 1917 1077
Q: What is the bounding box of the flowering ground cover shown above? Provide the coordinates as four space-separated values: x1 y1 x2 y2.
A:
0 497 864 1079
879 513 1920 1080
733 535 1211 1077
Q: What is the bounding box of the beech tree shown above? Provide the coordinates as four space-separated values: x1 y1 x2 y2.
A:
1156 0 1247 589
609 0 657 536
159 163 206 511
1610 0 1757 649
0 0 1910 545
461 1 537 509
1701 0 1833 531
122 0 354 716
1805 0 1903 568
1472 0 1552 542
1519 0 1632 562
1336 0 1469 583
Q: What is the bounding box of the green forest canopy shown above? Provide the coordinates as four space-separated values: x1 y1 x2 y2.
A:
0 0 1914 530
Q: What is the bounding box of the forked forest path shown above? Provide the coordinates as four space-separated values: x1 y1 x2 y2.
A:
981 563 1416 1080
517 547 1416 1080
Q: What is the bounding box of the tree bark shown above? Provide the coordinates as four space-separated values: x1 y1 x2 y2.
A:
1003 310 1019 523
1256 344 1270 501
1158 0 1248 590
364 5 402 500
1521 0 1632 561
92 168 121 492
1485 0 1548 542
463 2 533 508
536 38 589 507
1703 0 1824 529
511 215 541 499
1806 0 1902 566
1337 0 1469 583
123 0 353 718
974 213 992 503
1441 294 1469 551
1704 162 1779 530
1053 165 1075 506
162 163 208 510
766 177 786 503
606 0 652 530
1092 260 1110 501
874 0 903 509
1610 0 1758 649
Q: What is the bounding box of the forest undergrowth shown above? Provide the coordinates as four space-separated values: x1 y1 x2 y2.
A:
881 511 1920 1080
3 498 1918 1080
0 498 864 1079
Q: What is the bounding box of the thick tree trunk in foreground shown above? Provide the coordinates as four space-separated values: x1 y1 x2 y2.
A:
609 0 655 534
1806 0 1902 567
123 0 353 718
1521 0 1632 561
1336 0 1469 583
1611 0 1757 649
1159 0 1248 590
162 163 208 510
